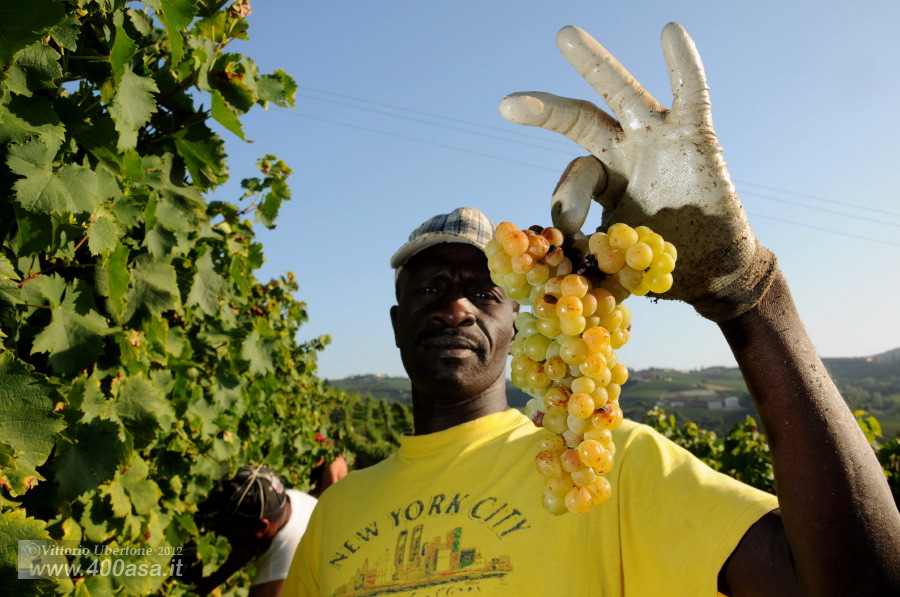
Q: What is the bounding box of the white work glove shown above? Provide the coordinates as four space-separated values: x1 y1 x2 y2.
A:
499 23 778 322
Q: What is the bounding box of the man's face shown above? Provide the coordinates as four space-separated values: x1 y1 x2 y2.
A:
391 243 517 396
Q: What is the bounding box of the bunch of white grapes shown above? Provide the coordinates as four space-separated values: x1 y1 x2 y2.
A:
484 221 677 515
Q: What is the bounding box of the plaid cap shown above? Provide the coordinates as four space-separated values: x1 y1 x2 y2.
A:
390 207 495 270
199 465 288 523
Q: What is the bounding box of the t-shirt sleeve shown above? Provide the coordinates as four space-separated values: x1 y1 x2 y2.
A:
283 500 323 597
613 423 779 595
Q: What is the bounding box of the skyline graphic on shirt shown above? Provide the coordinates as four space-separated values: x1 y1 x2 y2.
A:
333 523 512 596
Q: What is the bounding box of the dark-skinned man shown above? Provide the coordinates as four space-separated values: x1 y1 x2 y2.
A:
284 22 900 597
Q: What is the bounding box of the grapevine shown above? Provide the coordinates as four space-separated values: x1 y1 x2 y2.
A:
485 222 677 515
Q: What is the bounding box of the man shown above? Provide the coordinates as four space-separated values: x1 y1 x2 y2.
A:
193 466 319 597
286 23 900 596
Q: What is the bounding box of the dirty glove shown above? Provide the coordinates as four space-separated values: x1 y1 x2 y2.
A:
499 23 778 322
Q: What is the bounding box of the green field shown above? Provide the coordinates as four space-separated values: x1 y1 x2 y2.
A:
329 347 900 439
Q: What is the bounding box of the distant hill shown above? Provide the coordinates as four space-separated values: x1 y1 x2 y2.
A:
327 347 900 438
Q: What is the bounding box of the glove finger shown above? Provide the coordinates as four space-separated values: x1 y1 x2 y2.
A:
556 25 665 130
498 91 625 174
550 156 607 236
661 23 714 128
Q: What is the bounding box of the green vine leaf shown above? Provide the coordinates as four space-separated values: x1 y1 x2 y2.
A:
7 138 106 215
114 373 173 448
110 23 138 88
108 70 159 151
187 250 227 316
31 277 111 376
0 351 64 470
147 0 197 64
122 253 181 320
172 122 228 190
54 418 129 499
210 89 247 141
4 43 62 97
87 209 122 256
0 0 66 66
0 94 65 146
257 69 298 109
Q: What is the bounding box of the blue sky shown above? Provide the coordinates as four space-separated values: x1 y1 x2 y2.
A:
210 0 900 380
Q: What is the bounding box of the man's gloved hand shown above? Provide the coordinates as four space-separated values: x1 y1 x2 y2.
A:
499 23 777 322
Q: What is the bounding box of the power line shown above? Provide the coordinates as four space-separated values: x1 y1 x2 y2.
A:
296 92 575 156
747 212 900 247
737 180 900 219
742 191 900 228
295 86 899 221
293 113 564 173
297 85 575 147
285 110 900 249
292 87 900 225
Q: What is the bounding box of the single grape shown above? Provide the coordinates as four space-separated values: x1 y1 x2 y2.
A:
556 295 584 320
559 337 589 366
565 487 594 515
615 265 644 291
544 245 565 266
646 272 674 294
535 450 563 477
533 294 559 319
527 365 552 389
571 467 598 488
608 223 638 250
586 477 612 505
638 231 665 258
625 242 654 270
590 385 609 408
503 230 530 256
487 251 513 275
545 473 575 497
560 448 586 473
494 222 519 244
541 412 568 435
543 490 569 516
558 315 586 337
526 262 551 286
589 231 610 254
570 376 596 395
536 432 566 453
610 363 629 385
536 317 562 339
568 392 595 419
560 274 590 298
543 387 570 415
545 356 568 380
524 334 553 362
527 234 550 259
596 247 626 274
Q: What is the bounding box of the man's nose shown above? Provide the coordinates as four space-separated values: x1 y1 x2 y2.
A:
432 293 476 328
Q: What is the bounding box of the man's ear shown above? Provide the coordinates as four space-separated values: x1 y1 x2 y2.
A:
255 518 271 540
390 305 399 348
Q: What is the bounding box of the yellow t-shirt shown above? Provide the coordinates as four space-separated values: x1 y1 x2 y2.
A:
285 410 777 596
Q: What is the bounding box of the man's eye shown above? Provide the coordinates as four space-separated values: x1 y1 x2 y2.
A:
473 289 500 301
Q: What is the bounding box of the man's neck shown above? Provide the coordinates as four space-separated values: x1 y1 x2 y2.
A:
411 377 509 435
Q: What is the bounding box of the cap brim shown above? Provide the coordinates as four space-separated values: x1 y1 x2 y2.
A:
389 233 484 269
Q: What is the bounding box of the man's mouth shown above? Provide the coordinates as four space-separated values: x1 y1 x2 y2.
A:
418 332 481 353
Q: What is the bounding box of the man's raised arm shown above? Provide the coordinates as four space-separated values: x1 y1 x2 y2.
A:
499 22 900 595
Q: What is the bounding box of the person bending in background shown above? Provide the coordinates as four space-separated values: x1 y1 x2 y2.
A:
191 466 319 597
